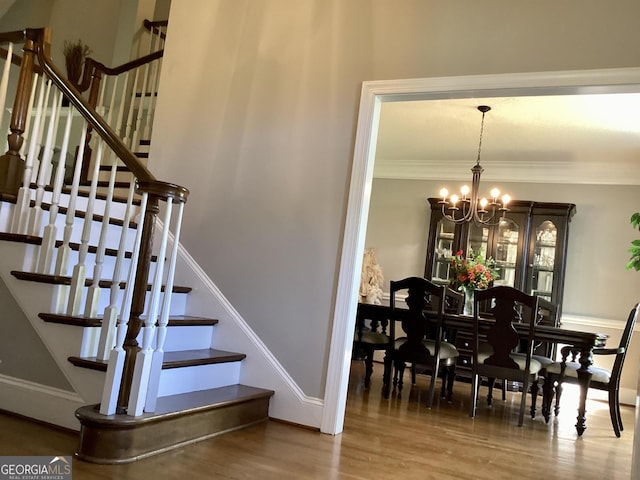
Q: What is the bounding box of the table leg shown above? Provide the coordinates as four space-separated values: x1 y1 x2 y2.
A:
575 346 594 436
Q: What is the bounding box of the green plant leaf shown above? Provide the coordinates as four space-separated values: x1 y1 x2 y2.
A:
627 212 640 271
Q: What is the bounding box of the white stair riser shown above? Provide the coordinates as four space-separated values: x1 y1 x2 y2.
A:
80 323 213 359
142 325 214 351
50 215 138 252
53 285 189 317
56 248 158 282
157 362 241 397
39 189 141 221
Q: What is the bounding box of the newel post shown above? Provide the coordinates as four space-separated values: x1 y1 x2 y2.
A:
117 193 160 408
0 34 35 198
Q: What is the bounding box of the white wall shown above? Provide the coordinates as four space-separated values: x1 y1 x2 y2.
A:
151 0 640 399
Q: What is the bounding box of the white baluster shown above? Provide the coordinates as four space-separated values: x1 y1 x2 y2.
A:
54 122 88 277
96 182 137 360
37 102 75 274
84 158 118 318
142 33 162 141
122 68 140 149
0 43 13 131
18 75 38 156
66 138 105 315
11 76 48 234
114 72 129 139
28 89 62 236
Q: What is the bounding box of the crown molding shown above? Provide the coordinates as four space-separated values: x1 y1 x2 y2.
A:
374 158 640 185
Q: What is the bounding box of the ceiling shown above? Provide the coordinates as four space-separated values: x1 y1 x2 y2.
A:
374 93 640 185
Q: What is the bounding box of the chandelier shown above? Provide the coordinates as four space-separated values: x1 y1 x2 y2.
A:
438 105 511 225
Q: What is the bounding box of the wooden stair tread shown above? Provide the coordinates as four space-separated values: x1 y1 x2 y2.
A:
39 313 218 328
79 181 136 189
77 384 273 422
35 201 138 229
46 184 142 206
75 384 273 463
69 348 246 372
0 233 156 261
10 270 191 293
52 240 158 261
0 232 42 245
98 165 131 172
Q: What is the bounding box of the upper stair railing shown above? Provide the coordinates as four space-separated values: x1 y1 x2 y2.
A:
75 20 166 184
0 27 187 417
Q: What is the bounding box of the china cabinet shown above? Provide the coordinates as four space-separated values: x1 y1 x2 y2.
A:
425 198 575 380
425 198 576 319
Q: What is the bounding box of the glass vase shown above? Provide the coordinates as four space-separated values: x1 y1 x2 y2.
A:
463 286 474 316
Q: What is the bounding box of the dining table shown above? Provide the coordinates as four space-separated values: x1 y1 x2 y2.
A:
356 302 608 436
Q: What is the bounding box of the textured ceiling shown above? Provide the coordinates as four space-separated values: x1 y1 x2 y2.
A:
374 93 640 185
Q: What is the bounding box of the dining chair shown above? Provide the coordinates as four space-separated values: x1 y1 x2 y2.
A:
542 302 640 437
353 304 393 388
383 277 459 408
394 287 464 400
469 286 542 426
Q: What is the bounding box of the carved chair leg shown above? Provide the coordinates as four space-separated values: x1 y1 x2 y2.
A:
470 374 479 418
487 377 496 406
382 353 392 399
395 360 406 395
411 363 417 384
363 349 374 388
530 377 539 419
609 386 622 437
440 369 448 399
554 379 563 417
445 365 455 403
541 375 554 423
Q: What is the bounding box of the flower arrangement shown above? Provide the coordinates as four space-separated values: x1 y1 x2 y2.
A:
450 247 499 291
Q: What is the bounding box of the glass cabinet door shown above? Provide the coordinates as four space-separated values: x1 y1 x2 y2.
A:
529 219 557 301
493 217 519 287
431 218 455 285
466 223 489 258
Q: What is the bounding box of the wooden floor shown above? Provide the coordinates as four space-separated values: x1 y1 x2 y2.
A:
0 361 634 479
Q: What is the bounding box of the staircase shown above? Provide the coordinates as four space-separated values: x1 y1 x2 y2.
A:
0 27 274 464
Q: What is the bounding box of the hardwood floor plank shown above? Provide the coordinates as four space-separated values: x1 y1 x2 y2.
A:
0 361 633 479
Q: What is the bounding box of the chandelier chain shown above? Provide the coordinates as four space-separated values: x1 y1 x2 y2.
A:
476 110 486 167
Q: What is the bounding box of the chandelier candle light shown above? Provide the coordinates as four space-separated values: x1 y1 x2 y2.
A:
438 105 511 226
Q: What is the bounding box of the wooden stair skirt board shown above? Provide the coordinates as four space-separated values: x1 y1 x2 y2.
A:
75 384 274 464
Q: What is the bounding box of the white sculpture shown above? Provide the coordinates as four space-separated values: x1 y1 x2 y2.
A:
359 248 384 305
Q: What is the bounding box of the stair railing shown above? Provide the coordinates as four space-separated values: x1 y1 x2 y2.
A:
0 28 188 417
75 29 165 183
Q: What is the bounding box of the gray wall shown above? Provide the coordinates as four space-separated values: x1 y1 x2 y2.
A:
366 178 640 322
0 277 72 389
151 0 640 398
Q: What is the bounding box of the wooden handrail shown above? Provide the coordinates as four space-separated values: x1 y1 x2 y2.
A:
143 19 168 40
0 29 30 43
77 50 163 93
